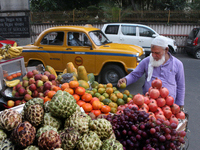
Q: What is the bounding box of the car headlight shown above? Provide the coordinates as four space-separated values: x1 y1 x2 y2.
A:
173 41 177 46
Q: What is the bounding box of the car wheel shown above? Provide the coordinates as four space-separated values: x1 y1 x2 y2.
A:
101 65 126 87
28 60 43 67
194 49 200 59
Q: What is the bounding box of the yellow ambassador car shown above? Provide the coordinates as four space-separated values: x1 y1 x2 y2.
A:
20 25 144 86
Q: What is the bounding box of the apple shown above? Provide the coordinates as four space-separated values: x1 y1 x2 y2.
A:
24 94 33 101
44 90 50 97
37 85 44 93
22 80 29 88
22 75 29 81
18 87 26 96
7 100 15 107
25 88 32 96
29 84 37 92
12 90 17 97
38 92 44 97
14 92 21 97
34 74 42 81
32 69 39 75
51 80 57 86
32 90 38 98
20 99 26 104
41 75 49 82
48 74 56 81
44 71 51 76
14 100 22 106
28 78 35 85
27 71 34 78
16 84 22 91
43 82 52 91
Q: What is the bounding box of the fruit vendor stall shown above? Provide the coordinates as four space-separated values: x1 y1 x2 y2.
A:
0 46 189 149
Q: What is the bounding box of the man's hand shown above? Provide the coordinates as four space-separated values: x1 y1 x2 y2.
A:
179 105 184 111
117 78 127 88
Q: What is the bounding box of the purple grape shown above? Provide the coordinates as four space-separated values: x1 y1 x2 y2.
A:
159 135 166 142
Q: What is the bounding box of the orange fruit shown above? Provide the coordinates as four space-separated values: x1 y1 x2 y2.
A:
12 73 17 78
69 81 79 89
77 100 86 107
82 103 93 112
106 87 114 95
91 110 101 117
16 72 22 77
44 96 51 103
6 76 13 80
81 93 92 102
116 92 123 99
92 100 102 110
73 94 80 102
61 83 69 91
90 97 99 104
101 105 111 113
75 86 85 96
52 86 61 92
47 91 56 99
106 83 113 88
64 88 74 95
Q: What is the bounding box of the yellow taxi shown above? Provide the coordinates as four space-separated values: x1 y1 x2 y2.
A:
20 24 144 86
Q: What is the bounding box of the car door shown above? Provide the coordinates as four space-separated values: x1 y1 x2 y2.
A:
119 25 139 45
39 31 66 71
64 31 96 73
103 25 120 43
138 26 156 52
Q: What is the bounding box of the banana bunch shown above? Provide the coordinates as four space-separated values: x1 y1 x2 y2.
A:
0 42 23 60
4 79 20 87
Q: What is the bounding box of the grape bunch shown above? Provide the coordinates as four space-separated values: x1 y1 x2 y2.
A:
106 107 186 150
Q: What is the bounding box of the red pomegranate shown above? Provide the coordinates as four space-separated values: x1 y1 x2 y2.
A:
165 96 174 106
176 111 185 119
149 88 160 99
160 87 169 98
133 93 144 106
171 104 180 115
151 78 162 89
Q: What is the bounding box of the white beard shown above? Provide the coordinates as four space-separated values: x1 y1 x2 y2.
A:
149 53 165 67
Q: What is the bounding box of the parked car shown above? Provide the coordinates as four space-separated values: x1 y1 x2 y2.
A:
101 23 177 56
20 25 144 86
185 27 200 59
0 36 16 47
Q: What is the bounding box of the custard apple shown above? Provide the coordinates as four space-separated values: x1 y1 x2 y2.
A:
0 129 7 142
23 97 44 111
0 138 16 150
44 100 50 113
89 118 113 140
77 131 102 150
101 139 123 150
42 113 62 130
49 90 78 118
36 125 57 139
10 121 36 148
60 127 81 150
64 111 91 135
26 104 44 126
38 130 62 150
0 109 22 131
23 145 39 150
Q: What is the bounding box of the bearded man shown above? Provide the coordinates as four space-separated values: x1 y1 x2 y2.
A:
117 36 185 109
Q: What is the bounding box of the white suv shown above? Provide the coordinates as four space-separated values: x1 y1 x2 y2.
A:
101 23 177 56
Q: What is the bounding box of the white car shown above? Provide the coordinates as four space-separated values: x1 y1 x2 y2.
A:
101 23 177 56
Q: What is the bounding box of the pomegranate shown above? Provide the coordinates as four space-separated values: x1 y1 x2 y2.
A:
171 104 180 115
139 107 148 113
149 88 160 99
116 110 123 115
144 96 150 105
133 93 144 106
149 112 156 121
127 104 139 110
140 103 149 111
155 113 166 121
151 78 162 89
117 105 126 111
160 87 169 98
156 97 166 107
162 106 173 119
165 96 174 106
176 111 185 119
148 100 158 112
148 86 153 93
169 115 179 125
155 107 164 115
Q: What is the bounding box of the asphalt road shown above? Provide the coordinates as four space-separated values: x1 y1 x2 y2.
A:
118 53 200 150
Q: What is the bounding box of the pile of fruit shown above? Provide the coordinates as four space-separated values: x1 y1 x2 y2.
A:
0 91 124 149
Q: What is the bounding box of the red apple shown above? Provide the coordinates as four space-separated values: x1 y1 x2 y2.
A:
36 80 43 87
51 80 57 86
32 69 39 75
43 82 52 91
16 84 22 91
41 75 49 82
44 71 51 76
28 78 35 85
37 85 44 93
27 71 34 78
20 99 26 104
38 92 44 97
48 74 56 81
34 74 42 81
32 90 38 98
14 100 22 106
22 80 29 88
25 88 32 96
18 87 26 96
14 92 21 97
29 84 37 92
44 90 50 97
22 75 29 81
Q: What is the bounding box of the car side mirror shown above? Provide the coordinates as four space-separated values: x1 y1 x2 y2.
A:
152 34 157 38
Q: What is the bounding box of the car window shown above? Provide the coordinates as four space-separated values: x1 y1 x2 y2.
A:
40 32 64 45
188 28 200 39
89 30 110 46
105 25 119 34
67 32 90 46
121 25 136 36
139 27 155 37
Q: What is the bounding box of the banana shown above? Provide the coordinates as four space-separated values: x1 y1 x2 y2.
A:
8 47 21 53
4 79 20 87
8 50 21 57
0 55 3 60
13 42 17 47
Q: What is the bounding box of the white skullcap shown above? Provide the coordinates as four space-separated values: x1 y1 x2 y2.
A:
151 36 168 48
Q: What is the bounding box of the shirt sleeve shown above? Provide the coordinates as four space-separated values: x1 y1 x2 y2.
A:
175 60 185 106
125 57 148 86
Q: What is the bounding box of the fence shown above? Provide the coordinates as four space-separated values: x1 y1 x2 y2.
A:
30 23 200 53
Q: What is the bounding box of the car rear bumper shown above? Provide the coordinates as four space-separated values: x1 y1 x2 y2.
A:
185 45 198 55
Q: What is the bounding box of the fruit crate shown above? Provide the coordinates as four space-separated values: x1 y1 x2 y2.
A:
0 56 26 90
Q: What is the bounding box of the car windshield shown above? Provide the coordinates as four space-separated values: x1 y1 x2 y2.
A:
89 30 111 46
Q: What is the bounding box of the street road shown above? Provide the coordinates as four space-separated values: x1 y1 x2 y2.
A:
119 53 200 150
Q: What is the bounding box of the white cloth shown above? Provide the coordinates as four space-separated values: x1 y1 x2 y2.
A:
151 36 168 48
